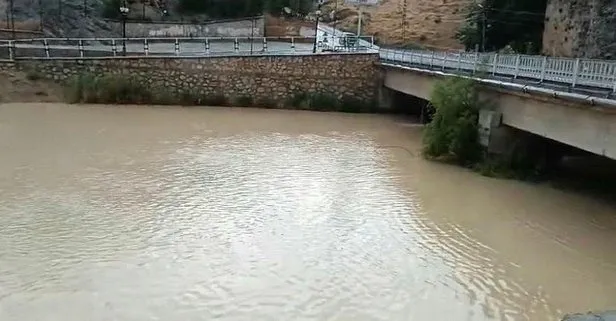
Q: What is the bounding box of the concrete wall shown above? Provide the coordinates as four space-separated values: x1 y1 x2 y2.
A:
111 17 265 38
381 67 616 159
1 53 379 106
542 0 616 59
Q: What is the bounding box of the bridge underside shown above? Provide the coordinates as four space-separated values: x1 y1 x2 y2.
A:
382 67 616 160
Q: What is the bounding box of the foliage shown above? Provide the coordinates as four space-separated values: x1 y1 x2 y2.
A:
102 0 123 19
66 73 154 104
65 73 232 106
455 0 547 54
65 74 376 113
25 70 43 81
234 95 254 107
422 77 481 165
253 97 277 108
308 92 339 111
176 0 314 18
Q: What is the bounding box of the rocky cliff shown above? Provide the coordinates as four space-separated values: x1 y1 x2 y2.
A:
0 0 115 37
542 0 616 59
324 0 471 49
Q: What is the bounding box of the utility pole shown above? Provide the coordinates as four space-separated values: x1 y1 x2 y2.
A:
9 0 15 40
312 0 323 53
478 3 486 52
39 0 44 31
332 0 338 37
401 0 407 44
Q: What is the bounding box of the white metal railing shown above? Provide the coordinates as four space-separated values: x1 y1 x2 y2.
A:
0 36 376 60
379 48 616 93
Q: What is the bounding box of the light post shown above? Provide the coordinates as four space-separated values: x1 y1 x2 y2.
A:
120 3 130 56
312 2 323 53
9 0 15 40
477 3 486 52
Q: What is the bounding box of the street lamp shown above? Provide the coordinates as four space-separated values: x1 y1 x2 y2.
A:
312 3 323 53
120 3 130 55
477 3 486 52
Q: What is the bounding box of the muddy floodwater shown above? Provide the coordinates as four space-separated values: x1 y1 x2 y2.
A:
0 103 615 321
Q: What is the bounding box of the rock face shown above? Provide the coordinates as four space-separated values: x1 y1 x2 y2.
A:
0 53 379 106
325 0 471 49
562 311 616 321
0 0 114 37
542 0 616 59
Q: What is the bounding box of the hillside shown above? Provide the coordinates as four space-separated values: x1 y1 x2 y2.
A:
0 0 471 50
0 0 114 37
324 0 471 49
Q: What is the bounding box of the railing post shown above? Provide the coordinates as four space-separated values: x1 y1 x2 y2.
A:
111 39 117 57
492 53 498 75
8 40 14 60
291 37 295 51
430 51 434 68
78 40 84 58
262 38 267 52
613 63 616 93
409 50 414 64
472 52 478 74
457 52 462 71
205 38 210 54
442 53 446 71
540 56 547 82
174 38 180 56
43 39 50 58
234 38 239 53
572 58 580 87
143 39 149 56
513 54 521 79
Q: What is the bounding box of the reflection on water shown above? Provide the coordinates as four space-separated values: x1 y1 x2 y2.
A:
0 104 615 321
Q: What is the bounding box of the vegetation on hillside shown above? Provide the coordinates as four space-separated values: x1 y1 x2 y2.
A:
176 0 314 18
456 0 548 54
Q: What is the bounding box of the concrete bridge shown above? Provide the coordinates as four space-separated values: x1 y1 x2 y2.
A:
379 48 616 160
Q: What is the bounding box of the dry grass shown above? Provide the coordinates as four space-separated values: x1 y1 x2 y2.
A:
325 0 471 49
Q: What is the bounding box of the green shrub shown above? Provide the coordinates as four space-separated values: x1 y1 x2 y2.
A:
308 92 339 111
234 95 254 107
25 70 43 81
285 92 309 109
253 97 277 108
422 77 481 165
65 73 155 105
340 96 375 113
202 93 229 106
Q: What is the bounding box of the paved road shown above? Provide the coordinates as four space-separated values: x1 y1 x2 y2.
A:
9 40 319 57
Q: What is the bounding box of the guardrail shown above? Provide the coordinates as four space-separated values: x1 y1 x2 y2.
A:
379 48 616 94
0 36 376 60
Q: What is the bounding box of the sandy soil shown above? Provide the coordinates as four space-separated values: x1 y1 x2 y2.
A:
0 71 63 103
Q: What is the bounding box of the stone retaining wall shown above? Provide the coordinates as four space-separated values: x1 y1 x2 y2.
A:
110 16 265 38
0 53 379 106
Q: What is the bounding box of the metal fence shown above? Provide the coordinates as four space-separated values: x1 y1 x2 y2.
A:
379 48 616 93
0 36 376 59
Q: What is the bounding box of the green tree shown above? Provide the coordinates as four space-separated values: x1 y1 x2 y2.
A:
423 77 481 165
456 0 547 54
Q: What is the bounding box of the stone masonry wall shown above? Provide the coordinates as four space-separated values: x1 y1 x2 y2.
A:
110 17 265 38
0 54 379 106
543 0 616 59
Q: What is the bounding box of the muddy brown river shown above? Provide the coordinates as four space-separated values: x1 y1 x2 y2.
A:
0 103 615 321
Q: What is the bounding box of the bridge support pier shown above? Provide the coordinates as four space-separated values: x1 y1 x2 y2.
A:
378 86 394 111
